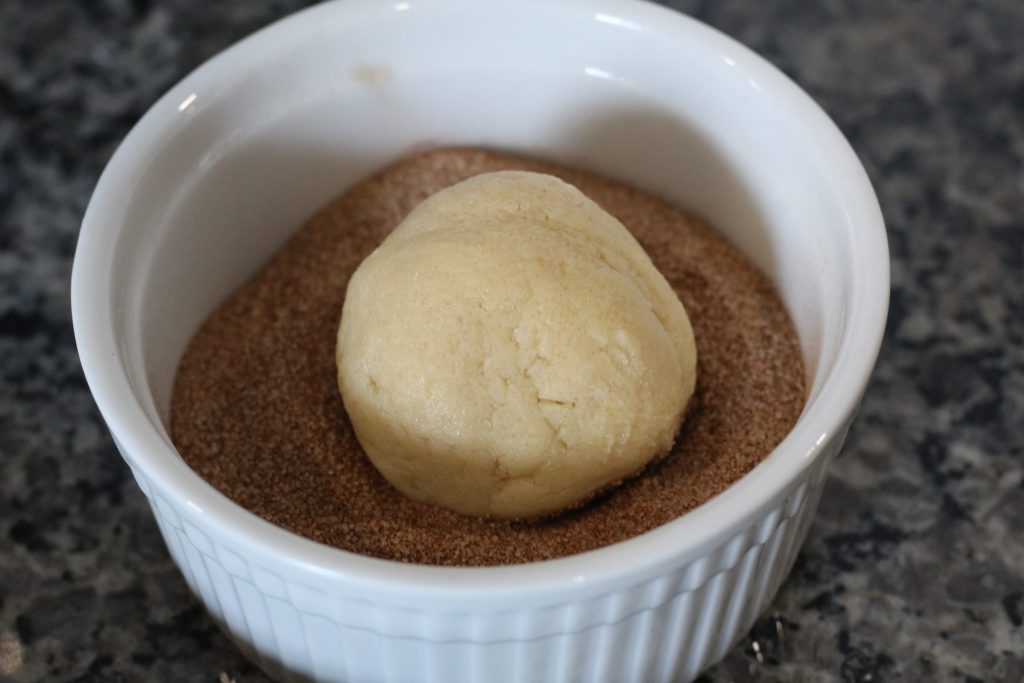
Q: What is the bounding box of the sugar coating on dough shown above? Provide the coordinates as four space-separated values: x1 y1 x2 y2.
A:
336 171 697 518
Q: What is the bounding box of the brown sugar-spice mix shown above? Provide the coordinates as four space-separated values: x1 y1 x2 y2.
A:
170 148 806 567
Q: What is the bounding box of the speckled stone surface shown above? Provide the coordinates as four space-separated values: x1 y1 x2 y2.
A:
1 1 1021 681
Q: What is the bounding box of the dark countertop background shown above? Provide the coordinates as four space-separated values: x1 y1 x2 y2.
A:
1 1 1021 681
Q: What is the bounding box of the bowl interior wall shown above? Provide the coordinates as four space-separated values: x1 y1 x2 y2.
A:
108 5 852 446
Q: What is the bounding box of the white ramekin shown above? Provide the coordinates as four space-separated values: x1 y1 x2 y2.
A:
71 1 888 681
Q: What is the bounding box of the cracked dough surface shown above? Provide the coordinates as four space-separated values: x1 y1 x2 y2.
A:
336 171 697 518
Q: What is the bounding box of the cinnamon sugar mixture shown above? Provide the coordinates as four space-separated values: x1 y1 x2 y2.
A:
170 149 805 566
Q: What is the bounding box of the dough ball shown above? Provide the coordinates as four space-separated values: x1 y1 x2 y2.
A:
336 171 697 519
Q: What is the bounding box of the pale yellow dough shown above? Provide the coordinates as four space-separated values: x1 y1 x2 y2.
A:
336 171 697 519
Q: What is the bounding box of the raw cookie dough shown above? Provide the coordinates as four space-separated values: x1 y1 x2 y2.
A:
336 171 697 518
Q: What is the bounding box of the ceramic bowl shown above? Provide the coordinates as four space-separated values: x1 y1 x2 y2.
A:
72 1 888 681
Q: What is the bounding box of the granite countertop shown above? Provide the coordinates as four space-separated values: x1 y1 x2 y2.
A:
1 1 1022 681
